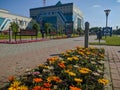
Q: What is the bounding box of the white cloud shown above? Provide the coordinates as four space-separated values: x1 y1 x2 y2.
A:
93 5 101 8
116 0 120 3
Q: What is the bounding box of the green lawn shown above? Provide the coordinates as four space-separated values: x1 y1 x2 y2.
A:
0 34 9 40
90 35 120 46
105 36 120 46
0 33 81 40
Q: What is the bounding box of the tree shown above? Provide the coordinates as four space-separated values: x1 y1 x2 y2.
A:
113 29 120 35
77 27 84 36
89 27 101 34
58 25 65 36
45 23 52 36
31 20 40 33
10 22 19 34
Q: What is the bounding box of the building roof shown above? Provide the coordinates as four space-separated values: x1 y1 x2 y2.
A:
0 8 9 13
0 8 31 19
30 2 73 10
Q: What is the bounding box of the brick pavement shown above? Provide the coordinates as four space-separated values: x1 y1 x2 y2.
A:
0 36 120 90
0 37 84 88
104 46 120 90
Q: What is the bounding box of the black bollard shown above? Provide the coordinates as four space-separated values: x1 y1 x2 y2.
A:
84 22 90 48
9 28 12 43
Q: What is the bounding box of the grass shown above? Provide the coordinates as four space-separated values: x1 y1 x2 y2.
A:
0 33 80 40
105 36 120 46
89 35 120 46
0 34 9 40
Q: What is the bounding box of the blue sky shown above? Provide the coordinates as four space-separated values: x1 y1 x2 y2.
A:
0 0 120 29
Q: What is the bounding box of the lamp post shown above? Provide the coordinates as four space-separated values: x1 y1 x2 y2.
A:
104 9 111 38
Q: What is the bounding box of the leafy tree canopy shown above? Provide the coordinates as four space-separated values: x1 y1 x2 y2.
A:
10 22 19 33
31 20 40 32
89 27 101 33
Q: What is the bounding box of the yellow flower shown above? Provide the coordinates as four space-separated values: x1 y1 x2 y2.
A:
72 56 79 60
8 87 19 90
79 68 91 74
18 85 28 90
44 65 50 69
74 78 83 83
65 53 70 57
10 81 21 88
64 69 70 73
78 52 84 55
67 57 73 61
98 78 109 85
86 51 91 55
68 72 76 76
61 60 65 63
99 54 105 58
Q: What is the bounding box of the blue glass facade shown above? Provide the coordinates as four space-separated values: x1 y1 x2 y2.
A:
64 13 72 22
30 1 83 32
0 17 11 31
0 17 5 26
43 16 57 28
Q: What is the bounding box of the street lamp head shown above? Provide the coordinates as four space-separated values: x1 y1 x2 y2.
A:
104 9 111 16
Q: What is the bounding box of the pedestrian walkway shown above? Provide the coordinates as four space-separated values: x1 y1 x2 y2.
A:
0 36 120 90
104 46 120 90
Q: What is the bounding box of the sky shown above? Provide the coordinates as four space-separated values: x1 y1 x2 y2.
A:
0 0 120 29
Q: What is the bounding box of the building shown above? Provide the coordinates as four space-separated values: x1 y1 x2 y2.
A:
0 9 32 31
30 1 84 34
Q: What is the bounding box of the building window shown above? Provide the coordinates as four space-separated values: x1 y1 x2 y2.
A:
48 12 50 15
44 12 46 15
52 12 54 15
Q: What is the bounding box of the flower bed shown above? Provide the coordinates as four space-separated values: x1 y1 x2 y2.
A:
7 46 108 90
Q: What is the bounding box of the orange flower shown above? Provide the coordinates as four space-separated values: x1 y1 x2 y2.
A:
47 57 58 64
53 76 62 83
66 50 72 53
43 88 51 90
33 86 51 90
69 86 82 90
8 76 15 82
43 83 52 87
47 76 62 83
67 65 73 69
58 62 66 68
33 78 43 83
32 86 42 90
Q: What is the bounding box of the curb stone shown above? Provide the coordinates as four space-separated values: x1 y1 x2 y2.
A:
104 55 113 90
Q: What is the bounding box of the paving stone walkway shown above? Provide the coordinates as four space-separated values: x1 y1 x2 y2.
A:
105 46 120 90
0 36 120 90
